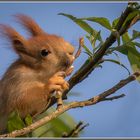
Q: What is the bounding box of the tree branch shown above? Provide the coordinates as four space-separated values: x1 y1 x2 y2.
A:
0 72 139 138
48 3 137 108
66 4 134 91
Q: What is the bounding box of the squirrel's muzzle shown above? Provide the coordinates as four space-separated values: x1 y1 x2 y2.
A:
61 53 75 70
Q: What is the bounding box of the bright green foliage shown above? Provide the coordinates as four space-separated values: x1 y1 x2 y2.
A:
133 30 140 39
7 108 76 137
122 33 140 82
112 17 119 29
86 31 102 50
58 13 96 35
25 114 33 126
59 6 140 83
134 42 140 48
103 59 130 75
7 111 25 133
32 108 76 137
58 13 102 41
79 17 112 30
82 44 93 57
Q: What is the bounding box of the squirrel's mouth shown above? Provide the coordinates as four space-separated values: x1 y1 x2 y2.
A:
61 61 74 75
64 59 74 76
61 65 72 71
60 55 75 74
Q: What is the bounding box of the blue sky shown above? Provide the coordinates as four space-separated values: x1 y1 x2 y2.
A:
0 2 140 137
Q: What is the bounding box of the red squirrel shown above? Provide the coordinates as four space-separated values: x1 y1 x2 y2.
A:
0 14 75 133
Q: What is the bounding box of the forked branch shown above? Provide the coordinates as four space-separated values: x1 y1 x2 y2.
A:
48 3 139 108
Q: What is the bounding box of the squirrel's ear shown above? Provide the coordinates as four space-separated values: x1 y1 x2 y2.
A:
0 24 27 55
14 14 44 36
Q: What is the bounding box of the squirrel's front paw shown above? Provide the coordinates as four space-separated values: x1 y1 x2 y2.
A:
46 71 69 94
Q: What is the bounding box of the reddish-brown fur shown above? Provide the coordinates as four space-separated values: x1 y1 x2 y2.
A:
0 14 75 133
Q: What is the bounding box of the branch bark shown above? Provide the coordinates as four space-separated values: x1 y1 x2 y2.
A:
0 72 139 138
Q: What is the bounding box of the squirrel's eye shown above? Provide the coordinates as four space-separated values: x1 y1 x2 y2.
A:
40 49 50 57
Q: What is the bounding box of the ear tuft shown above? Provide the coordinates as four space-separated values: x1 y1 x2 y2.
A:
0 24 22 40
0 24 26 54
14 14 44 36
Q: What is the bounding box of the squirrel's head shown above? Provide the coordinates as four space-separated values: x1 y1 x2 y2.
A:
0 14 75 76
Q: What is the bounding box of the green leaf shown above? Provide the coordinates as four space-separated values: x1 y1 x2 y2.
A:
111 46 128 55
122 33 140 82
50 118 71 137
111 32 140 82
95 41 103 52
133 30 140 39
80 17 112 30
127 46 140 58
112 17 120 28
103 59 130 75
122 32 131 43
7 111 25 133
32 108 76 137
59 13 103 42
93 31 102 48
58 13 98 38
113 46 140 81
134 42 140 48
127 48 140 82
86 31 102 50
86 34 95 48
122 32 135 48
113 44 140 62
25 114 33 126
111 31 140 55
83 45 93 57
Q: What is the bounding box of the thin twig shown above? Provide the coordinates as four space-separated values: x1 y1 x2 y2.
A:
102 94 126 101
75 37 83 59
69 122 89 137
0 72 139 138
62 121 88 137
77 123 89 135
